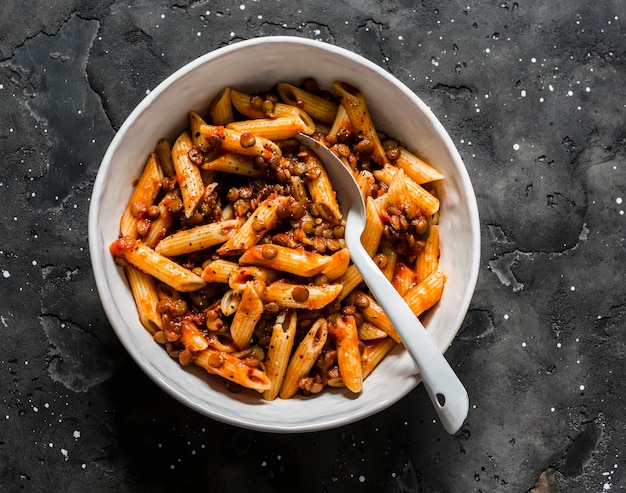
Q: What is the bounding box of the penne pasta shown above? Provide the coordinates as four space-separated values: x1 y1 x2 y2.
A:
217 195 292 256
358 322 389 341
303 148 342 224
189 110 212 152
172 131 205 218
180 320 209 352
263 310 297 401
361 337 398 378
111 78 448 398
415 224 440 283
110 236 206 292
320 248 351 281
279 318 328 399
394 147 445 184
373 164 440 216
333 81 388 166
229 88 315 134
143 190 180 248
194 348 271 392
209 86 234 125
154 218 239 256
355 290 401 343
120 152 163 238
201 153 264 177
327 103 352 137
155 138 176 177
356 169 375 199
330 314 363 393
382 168 409 211
201 259 239 284
377 241 398 282
124 265 162 334
336 264 364 302
228 265 280 290
403 265 445 318
199 123 282 160
361 196 383 257
226 115 307 141
277 82 339 124
264 280 342 310
230 282 264 350
392 263 417 297
239 244 332 277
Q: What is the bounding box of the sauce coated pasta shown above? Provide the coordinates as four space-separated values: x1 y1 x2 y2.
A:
109 79 445 399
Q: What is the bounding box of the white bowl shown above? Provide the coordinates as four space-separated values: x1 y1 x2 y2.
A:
88 36 480 433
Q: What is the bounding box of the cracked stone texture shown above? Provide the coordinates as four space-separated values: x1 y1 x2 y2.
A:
1 1 625 491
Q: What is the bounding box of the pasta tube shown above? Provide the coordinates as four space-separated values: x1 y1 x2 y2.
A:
277 83 339 124
264 280 343 310
330 314 363 393
172 131 205 218
120 152 163 238
194 348 271 392
238 244 333 277
110 236 206 292
263 310 297 401
279 318 328 399
154 219 239 256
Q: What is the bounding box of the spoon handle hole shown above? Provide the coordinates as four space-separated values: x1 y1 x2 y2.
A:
436 393 446 407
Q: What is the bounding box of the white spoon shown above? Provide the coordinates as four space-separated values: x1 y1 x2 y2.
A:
296 134 469 434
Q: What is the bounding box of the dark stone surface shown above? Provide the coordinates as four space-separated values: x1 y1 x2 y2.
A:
1 1 624 491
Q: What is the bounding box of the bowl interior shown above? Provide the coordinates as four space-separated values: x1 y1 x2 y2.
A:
88 36 480 433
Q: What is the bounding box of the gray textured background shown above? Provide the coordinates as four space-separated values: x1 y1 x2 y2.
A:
1 1 625 491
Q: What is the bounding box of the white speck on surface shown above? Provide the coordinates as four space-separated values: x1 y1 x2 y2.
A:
521 90 526 97
61 448 69 460
239 4 245 9
567 90 574 96
2 270 10 279
580 385 585 391
550 407 555 412
359 475 366 482
570 286 576 291
521 342 527 347
513 143 520 151
73 430 81 440
616 197 622 205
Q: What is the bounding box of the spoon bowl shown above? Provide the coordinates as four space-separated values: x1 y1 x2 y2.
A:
296 134 469 434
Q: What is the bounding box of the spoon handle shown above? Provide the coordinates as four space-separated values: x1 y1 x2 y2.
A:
351 242 469 434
